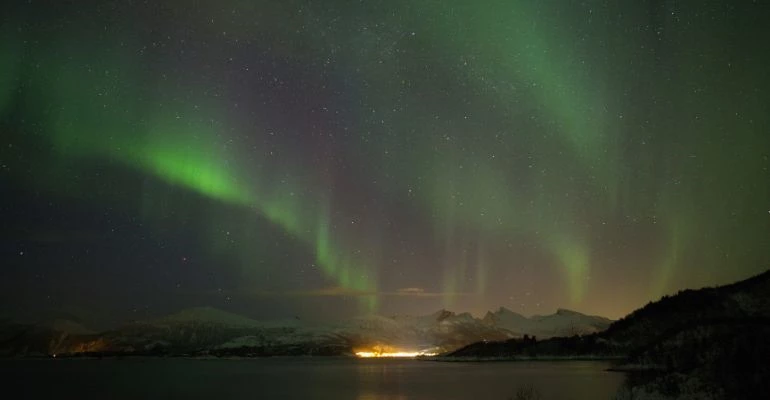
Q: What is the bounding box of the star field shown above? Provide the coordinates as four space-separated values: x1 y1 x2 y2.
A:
1 0 768 325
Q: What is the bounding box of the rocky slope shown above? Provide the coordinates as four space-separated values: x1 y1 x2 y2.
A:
445 270 770 399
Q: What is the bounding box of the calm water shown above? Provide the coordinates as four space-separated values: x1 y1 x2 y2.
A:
1 358 625 399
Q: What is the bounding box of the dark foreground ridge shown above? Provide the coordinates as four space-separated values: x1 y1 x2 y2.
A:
442 269 770 399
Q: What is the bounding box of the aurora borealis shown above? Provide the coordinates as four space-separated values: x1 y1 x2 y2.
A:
1 1 769 324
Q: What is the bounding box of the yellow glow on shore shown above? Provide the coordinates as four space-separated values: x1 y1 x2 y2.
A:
355 351 437 358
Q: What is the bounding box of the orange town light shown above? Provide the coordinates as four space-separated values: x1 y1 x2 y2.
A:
354 350 437 358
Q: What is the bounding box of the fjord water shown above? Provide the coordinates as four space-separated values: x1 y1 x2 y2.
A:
3 358 625 399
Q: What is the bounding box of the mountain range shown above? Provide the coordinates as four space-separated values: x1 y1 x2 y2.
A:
4 270 768 398
0 306 611 357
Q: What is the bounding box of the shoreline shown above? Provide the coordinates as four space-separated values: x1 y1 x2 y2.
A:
420 355 626 362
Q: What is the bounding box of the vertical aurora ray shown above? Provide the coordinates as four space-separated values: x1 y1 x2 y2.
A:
549 234 590 305
334 0 619 305
651 218 684 300
474 244 488 298
314 200 378 311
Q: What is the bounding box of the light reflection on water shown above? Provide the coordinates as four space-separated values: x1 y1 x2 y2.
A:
358 395 409 400
349 359 625 400
0 358 626 399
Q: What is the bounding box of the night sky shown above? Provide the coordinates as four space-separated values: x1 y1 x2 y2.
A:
2 1 768 326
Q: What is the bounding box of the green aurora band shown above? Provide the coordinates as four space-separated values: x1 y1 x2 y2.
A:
4 32 378 311
2 0 768 316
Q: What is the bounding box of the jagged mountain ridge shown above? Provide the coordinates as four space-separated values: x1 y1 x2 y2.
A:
443 269 770 398
447 270 770 359
482 307 612 339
